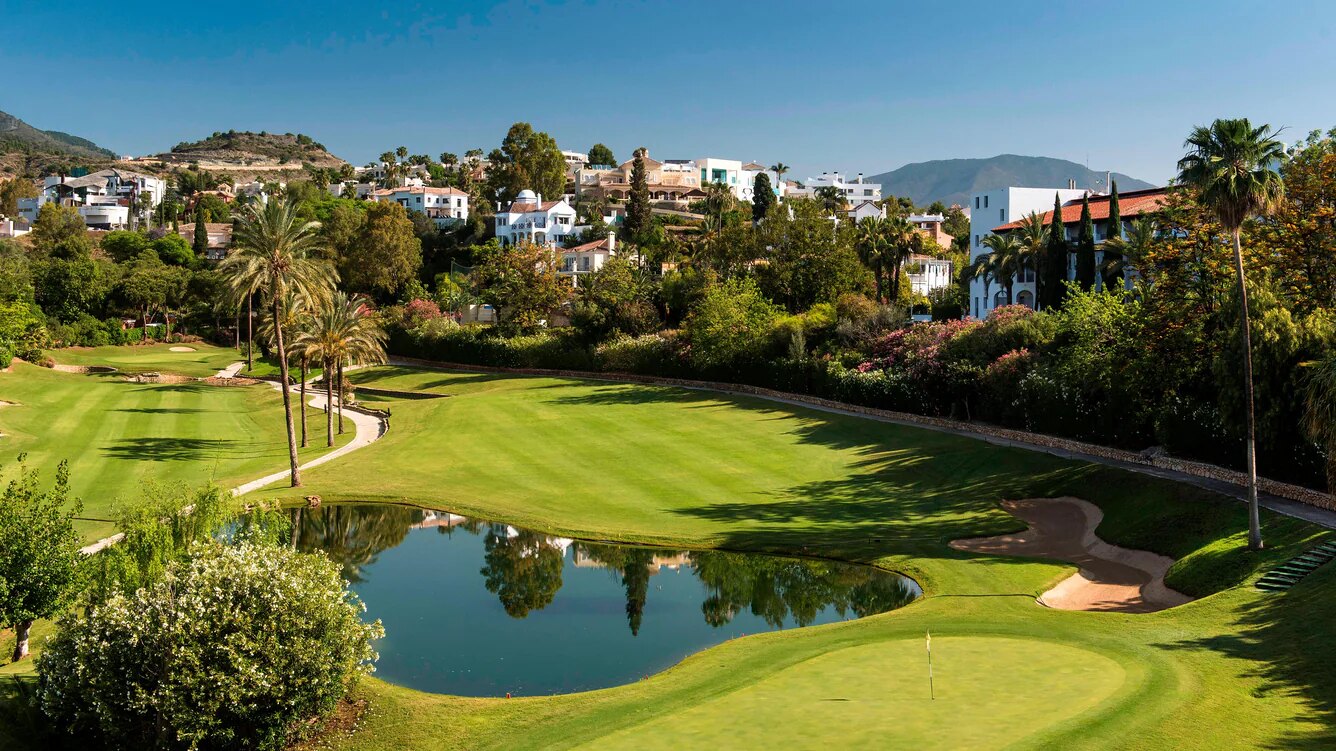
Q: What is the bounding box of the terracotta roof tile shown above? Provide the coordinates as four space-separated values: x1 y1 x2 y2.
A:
993 188 1167 231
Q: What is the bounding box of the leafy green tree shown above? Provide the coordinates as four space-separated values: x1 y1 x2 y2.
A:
38 540 382 751
587 143 616 167
855 216 890 300
1101 216 1156 291
941 205 970 248
1177 118 1286 550
814 185 846 213
221 200 337 487
685 277 781 370
624 147 652 242
31 203 86 256
194 193 230 224
485 122 567 204
884 215 924 297
150 234 194 266
1303 352 1336 491
118 250 187 330
33 256 111 323
0 178 38 218
571 256 658 341
473 241 570 334
340 202 422 299
0 459 83 661
752 172 775 222
757 199 869 310
1075 194 1096 291
481 527 564 617
1041 192 1069 309
100 230 150 263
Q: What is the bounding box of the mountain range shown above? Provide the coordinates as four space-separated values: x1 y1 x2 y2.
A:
867 155 1157 208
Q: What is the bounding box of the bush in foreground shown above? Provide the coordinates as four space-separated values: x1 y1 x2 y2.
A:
38 541 382 751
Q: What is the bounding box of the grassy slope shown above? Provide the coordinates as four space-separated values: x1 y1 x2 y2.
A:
50 342 243 378
226 365 1334 750
0 359 352 540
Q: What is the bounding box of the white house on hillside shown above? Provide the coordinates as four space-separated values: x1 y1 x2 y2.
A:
371 185 469 227
495 190 579 247
787 172 881 204
18 169 166 230
560 232 619 278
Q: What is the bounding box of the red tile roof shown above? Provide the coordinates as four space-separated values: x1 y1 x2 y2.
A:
993 187 1167 232
504 200 568 214
566 237 613 252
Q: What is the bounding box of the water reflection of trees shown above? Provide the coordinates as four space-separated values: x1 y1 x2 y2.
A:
292 506 917 632
479 525 565 617
291 504 421 582
575 544 917 632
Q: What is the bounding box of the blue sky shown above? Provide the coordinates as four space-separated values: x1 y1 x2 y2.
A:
5 0 1336 185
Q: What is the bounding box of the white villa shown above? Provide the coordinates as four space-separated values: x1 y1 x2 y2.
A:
18 169 166 230
740 161 785 202
495 190 579 247
787 172 881 204
968 185 1168 318
560 232 619 278
371 185 469 227
906 254 954 297
847 200 885 222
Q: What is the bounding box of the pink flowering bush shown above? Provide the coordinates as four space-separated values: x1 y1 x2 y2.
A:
403 298 443 328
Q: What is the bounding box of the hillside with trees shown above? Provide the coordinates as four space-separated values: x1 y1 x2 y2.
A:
144 130 347 179
0 109 118 178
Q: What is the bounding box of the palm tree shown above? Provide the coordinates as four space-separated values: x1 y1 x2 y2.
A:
769 163 789 193
855 216 889 301
220 200 337 486
980 233 1027 305
260 293 313 447
297 293 387 447
1014 213 1049 309
703 182 735 227
883 215 924 298
963 253 997 312
1100 216 1157 291
1177 118 1286 551
1302 354 1336 494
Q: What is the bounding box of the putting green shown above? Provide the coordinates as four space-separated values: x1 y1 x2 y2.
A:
576 637 1127 751
49 342 244 377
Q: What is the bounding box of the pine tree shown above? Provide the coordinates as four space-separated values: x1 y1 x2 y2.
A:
1075 194 1096 291
624 147 651 241
1101 181 1123 291
752 172 775 223
192 204 208 258
1042 193 1068 309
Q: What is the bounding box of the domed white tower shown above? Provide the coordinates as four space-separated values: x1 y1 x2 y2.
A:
516 189 537 204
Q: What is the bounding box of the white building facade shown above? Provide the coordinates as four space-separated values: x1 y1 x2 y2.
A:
966 186 1087 318
371 185 469 227
494 190 579 247
786 172 882 204
18 169 166 230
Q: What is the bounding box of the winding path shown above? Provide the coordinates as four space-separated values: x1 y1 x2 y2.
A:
950 497 1194 613
79 364 388 555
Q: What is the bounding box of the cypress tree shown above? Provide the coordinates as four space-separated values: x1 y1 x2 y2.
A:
1042 192 1068 309
752 172 775 223
624 147 651 241
1101 181 1123 291
1075 194 1096 291
192 204 208 258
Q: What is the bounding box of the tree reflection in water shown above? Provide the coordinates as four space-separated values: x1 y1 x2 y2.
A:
293 505 917 634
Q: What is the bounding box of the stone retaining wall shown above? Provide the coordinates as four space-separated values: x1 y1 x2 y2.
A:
390 355 1336 512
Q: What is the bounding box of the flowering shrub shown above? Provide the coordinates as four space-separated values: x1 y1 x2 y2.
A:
403 298 443 328
38 542 383 751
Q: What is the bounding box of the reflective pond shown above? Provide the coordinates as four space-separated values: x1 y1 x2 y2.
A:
292 504 920 696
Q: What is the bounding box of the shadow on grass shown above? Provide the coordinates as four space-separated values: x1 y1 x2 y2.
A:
1158 566 1336 749
112 407 215 415
350 368 510 393
100 437 243 462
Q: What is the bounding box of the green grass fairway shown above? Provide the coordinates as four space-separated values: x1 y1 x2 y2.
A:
50 342 244 377
0 360 352 540
5 363 1336 750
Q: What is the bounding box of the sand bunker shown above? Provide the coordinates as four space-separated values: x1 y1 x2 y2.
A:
169 346 197 352
950 497 1192 613
50 364 117 374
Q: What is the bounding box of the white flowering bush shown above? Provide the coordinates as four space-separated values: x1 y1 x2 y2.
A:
37 541 383 750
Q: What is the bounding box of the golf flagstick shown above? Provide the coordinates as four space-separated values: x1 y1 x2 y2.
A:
926 630 934 700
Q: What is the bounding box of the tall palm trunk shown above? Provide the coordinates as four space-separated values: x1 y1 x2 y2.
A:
1005 282 1013 305
325 357 335 447
246 295 254 371
300 356 309 448
273 296 301 487
1233 228 1262 550
337 361 345 435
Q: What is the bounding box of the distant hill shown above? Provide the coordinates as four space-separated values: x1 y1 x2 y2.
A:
0 109 118 177
155 131 346 170
867 155 1156 207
